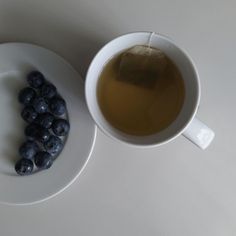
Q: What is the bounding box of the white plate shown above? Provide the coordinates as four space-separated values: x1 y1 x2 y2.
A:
0 43 97 205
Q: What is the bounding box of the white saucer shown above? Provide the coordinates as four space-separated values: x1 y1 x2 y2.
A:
0 43 97 205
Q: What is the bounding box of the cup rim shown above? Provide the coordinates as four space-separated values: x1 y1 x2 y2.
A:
85 31 201 148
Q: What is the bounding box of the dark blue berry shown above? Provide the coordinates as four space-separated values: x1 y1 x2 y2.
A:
36 128 51 143
35 112 54 129
19 141 39 160
27 71 45 88
33 97 48 113
44 135 63 156
21 106 38 123
52 119 70 136
18 87 36 105
34 152 53 169
24 123 40 140
49 96 66 116
15 158 34 175
40 83 57 99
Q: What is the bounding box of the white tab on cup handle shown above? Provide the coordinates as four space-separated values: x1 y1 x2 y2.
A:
182 118 215 149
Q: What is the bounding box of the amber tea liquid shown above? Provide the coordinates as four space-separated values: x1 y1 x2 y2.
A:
97 47 185 136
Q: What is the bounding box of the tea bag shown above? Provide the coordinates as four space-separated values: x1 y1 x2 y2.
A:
118 37 168 88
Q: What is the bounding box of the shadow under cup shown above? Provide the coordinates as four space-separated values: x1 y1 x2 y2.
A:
85 32 200 147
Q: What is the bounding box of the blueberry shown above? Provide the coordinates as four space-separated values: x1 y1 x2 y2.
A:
21 106 38 123
32 97 48 113
36 128 51 143
44 135 63 156
34 151 53 169
52 118 70 136
18 87 36 105
49 96 66 116
35 112 54 129
19 141 39 160
24 123 40 140
27 71 45 88
40 83 57 99
15 158 34 175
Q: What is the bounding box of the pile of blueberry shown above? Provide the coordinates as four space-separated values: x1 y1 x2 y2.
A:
15 71 70 175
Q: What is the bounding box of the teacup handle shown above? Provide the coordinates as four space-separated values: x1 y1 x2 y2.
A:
182 118 215 149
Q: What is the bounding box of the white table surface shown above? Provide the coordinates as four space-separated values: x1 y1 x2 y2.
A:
0 0 234 235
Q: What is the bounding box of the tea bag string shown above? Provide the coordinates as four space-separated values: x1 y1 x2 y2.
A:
147 32 155 48
143 32 155 65
147 32 155 53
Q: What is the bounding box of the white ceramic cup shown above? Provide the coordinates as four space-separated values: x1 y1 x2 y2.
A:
85 32 215 149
